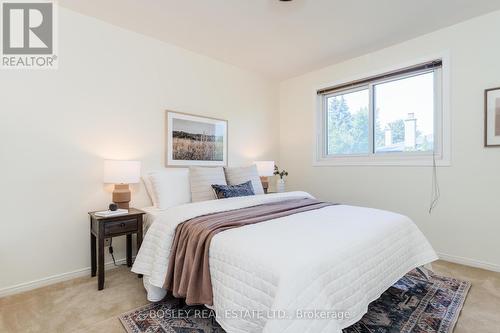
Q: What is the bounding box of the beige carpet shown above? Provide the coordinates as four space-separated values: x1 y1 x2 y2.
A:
0 260 499 333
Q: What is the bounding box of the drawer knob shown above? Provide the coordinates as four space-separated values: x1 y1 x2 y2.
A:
120 223 125 227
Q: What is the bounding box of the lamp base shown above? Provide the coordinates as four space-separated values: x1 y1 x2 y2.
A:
112 184 131 209
260 176 269 194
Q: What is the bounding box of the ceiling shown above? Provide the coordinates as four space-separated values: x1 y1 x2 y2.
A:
59 0 500 80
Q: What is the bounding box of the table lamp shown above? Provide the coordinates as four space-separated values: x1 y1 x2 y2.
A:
254 161 275 194
103 160 141 209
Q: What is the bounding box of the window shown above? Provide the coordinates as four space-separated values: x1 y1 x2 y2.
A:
316 59 449 166
327 88 369 155
374 72 435 153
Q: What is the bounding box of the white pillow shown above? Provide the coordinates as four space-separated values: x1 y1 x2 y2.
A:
142 175 157 206
189 166 227 202
224 165 264 195
144 168 191 209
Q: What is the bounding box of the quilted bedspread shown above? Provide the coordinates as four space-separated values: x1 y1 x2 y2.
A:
132 191 438 333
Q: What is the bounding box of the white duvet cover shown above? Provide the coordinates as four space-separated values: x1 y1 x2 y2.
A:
132 191 437 333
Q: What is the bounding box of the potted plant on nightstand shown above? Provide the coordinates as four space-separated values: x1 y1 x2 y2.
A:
273 165 288 193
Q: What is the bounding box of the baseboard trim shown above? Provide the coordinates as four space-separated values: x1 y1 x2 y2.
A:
2 253 498 298
438 252 500 273
0 257 131 298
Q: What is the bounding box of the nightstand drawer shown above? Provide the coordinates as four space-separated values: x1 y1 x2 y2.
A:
104 219 138 236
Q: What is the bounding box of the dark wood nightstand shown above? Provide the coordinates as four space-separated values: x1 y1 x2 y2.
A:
88 208 145 290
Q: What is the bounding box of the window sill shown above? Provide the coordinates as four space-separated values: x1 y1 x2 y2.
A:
313 154 451 167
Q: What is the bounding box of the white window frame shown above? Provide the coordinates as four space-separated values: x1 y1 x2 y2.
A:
314 54 451 167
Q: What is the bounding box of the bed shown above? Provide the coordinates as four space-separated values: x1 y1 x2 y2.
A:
132 190 437 333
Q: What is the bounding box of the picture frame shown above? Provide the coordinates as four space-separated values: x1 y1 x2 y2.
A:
485 87 500 147
165 111 228 166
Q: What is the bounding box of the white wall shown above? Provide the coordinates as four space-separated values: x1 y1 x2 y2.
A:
279 11 500 271
0 8 279 292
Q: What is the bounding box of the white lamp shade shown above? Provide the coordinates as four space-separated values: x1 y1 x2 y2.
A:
103 160 141 184
253 161 275 177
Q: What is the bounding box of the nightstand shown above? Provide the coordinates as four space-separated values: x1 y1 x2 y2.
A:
88 208 145 290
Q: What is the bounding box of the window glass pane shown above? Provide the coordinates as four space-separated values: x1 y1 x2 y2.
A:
374 72 434 153
327 89 369 155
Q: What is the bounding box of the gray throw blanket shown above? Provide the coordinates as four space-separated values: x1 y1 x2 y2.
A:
164 198 334 305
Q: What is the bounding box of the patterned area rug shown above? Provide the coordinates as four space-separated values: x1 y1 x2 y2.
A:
119 269 470 333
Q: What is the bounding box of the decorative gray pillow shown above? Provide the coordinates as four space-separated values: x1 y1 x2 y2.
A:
189 166 227 202
224 165 264 194
211 181 255 199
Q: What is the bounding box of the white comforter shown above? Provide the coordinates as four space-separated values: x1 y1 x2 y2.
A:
132 191 437 333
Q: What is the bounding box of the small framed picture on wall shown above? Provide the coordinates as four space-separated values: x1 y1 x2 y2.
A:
485 87 500 147
165 111 228 166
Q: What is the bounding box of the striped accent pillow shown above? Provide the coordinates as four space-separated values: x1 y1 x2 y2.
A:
224 165 264 195
189 167 227 202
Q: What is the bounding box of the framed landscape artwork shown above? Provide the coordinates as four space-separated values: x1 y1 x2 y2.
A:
485 87 500 147
165 111 228 166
